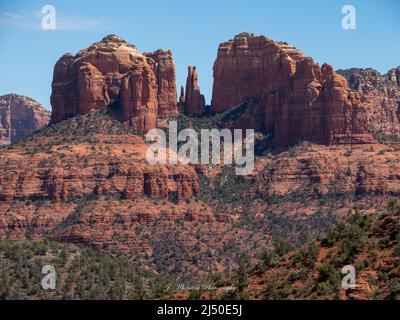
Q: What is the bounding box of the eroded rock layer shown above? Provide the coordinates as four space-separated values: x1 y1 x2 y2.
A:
0 135 199 203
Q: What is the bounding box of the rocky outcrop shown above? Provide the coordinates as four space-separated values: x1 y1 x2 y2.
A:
0 94 50 145
144 49 178 117
184 66 206 115
338 67 400 137
50 35 177 132
211 33 373 146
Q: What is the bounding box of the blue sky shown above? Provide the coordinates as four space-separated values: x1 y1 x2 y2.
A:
0 0 399 110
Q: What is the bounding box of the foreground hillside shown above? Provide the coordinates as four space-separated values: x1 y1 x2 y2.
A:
172 199 399 300
0 241 164 300
2 199 398 300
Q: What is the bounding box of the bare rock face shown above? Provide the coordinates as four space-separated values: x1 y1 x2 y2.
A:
50 35 178 132
338 67 400 137
144 49 178 117
211 33 373 146
184 66 206 115
0 94 50 145
119 61 159 132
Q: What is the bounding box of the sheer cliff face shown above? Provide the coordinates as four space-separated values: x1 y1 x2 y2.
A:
144 49 178 117
0 94 50 145
211 33 373 146
338 67 400 137
50 35 177 132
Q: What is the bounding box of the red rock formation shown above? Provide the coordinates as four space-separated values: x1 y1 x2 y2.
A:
211 33 373 146
119 62 158 132
0 94 50 145
178 85 185 113
144 49 178 117
184 66 206 115
51 34 178 132
338 67 400 136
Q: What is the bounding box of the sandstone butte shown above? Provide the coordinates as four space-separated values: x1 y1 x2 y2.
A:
0 93 50 145
50 34 178 132
211 32 375 147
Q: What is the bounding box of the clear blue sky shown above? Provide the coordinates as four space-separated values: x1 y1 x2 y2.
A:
0 0 399 110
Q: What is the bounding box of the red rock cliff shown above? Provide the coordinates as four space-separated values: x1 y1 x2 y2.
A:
0 94 50 145
50 35 178 132
211 33 374 146
144 49 178 117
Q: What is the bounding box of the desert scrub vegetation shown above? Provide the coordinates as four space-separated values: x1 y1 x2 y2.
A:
0 241 164 300
209 198 400 300
371 129 400 144
197 166 254 212
15 105 134 151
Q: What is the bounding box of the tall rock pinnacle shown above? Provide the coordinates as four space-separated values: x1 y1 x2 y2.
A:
184 66 206 116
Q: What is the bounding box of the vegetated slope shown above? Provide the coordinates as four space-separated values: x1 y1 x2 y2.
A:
2 197 398 300
0 241 165 300
176 199 400 300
